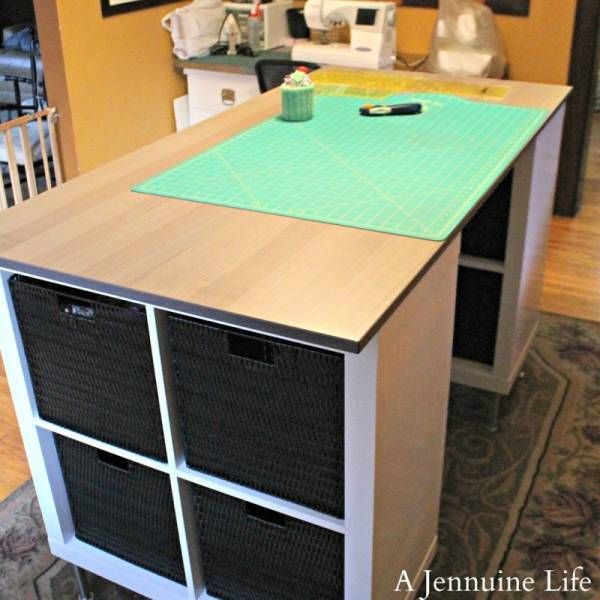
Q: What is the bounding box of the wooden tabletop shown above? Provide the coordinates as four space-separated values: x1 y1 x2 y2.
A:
0 69 570 352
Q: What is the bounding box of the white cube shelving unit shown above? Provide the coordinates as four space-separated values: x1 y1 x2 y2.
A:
0 235 459 600
451 106 566 396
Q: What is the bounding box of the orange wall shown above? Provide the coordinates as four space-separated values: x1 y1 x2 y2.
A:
40 0 188 176
397 0 576 84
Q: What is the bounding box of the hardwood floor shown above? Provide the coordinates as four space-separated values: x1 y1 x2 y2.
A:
1 116 599 502
0 359 30 499
541 114 600 321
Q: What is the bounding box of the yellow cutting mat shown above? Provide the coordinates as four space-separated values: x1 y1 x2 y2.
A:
312 68 510 101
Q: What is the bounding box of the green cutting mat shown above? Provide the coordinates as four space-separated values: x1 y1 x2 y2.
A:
133 94 548 241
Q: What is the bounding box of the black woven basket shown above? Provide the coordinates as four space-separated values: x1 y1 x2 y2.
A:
167 315 345 518
55 435 185 583
10 276 166 460
193 485 344 600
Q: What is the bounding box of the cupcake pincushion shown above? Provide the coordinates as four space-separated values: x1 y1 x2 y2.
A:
281 67 314 122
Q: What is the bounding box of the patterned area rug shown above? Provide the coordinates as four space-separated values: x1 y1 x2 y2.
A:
425 313 600 599
0 483 141 599
0 313 598 599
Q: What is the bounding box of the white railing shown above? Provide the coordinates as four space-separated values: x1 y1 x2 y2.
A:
0 107 62 211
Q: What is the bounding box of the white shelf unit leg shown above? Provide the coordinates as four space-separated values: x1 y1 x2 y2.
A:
344 336 378 600
1 234 459 599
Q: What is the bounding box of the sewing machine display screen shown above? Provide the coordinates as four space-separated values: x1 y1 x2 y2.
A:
356 8 377 26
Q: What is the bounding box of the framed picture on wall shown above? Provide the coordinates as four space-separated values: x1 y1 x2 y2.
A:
101 0 179 17
401 0 530 17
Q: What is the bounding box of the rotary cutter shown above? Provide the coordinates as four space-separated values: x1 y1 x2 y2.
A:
359 103 422 116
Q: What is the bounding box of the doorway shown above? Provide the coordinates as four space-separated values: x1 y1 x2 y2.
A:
0 0 44 122
554 0 600 216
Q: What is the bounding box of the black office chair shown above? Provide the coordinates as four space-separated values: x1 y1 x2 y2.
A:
255 59 321 93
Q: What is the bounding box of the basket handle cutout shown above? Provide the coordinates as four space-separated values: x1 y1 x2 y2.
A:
227 332 274 365
245 502 287 529
58 295 95 321
97 449 130 473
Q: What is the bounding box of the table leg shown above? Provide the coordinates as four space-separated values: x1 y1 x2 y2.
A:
72 564 92 600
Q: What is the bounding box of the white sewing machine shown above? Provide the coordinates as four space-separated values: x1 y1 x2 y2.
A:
291 0 396 69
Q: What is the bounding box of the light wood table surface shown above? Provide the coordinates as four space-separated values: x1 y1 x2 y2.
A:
0 69 569 352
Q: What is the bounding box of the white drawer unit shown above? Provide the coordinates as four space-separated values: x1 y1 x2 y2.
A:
184 68 260 125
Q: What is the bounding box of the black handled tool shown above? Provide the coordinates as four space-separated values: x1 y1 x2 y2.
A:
359 103 422 116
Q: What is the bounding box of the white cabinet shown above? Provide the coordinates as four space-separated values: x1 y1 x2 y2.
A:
184 68 260 125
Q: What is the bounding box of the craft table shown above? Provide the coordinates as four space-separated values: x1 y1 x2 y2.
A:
0 69 569 600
